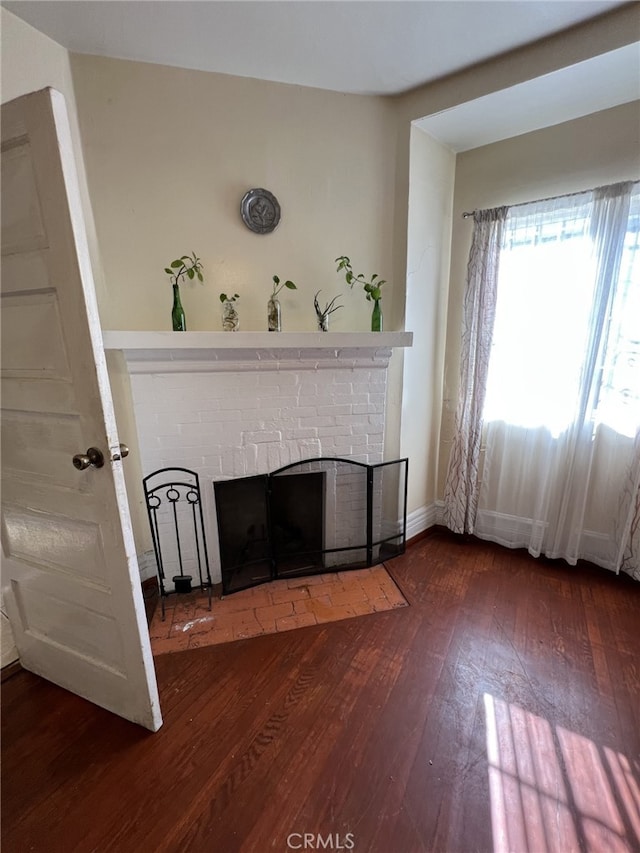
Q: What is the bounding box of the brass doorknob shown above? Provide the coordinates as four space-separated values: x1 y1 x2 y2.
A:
72 447 105 470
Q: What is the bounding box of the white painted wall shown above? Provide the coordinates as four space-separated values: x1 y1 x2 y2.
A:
0 7 108 326
69 54 397 336
400 126 455 522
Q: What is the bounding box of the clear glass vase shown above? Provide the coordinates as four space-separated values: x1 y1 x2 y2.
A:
172 284 186 331
222 300 239 331
267 296 281 332
371 298 383 332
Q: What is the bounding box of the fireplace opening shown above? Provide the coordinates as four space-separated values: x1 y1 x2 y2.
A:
271 471 325 577
214 457 407 595
214 475 272 592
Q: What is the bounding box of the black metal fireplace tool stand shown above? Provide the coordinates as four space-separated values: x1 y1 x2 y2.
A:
143 467 213 620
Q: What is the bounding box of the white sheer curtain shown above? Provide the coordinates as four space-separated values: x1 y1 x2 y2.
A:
445 181 640 579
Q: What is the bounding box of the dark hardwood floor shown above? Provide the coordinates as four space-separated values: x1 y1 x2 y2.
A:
2 532 639 853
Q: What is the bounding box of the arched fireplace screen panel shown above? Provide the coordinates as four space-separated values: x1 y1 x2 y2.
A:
214 457 407 595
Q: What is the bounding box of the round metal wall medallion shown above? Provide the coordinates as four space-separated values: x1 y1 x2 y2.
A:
240 188 281 234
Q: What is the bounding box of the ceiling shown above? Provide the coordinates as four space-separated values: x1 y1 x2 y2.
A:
418 42 639 151
3 1 638 150
2 0 633 96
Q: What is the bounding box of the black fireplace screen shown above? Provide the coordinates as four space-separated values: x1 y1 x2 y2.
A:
214 457 408 595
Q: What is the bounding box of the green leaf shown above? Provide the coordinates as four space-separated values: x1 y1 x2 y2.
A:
219 293 227 303
273 275 280 285
284 281 297 290
371 274 378 281
171 260 183 268
164 268 173 275
197 272 203 282
187 268 195 279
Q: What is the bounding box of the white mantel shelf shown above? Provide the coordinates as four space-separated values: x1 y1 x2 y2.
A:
102 330 413 373
103 331 412 350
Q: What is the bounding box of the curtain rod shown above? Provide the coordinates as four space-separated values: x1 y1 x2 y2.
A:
461 179 639 219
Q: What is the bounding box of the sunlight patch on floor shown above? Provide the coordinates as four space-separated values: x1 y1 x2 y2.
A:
484 693 639 852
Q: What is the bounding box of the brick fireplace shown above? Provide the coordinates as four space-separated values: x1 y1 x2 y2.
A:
103 331 413 583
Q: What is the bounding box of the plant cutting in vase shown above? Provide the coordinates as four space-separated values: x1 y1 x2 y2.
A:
163 251 204 331
335 255 386 331
314 291 343 332
219 292 240 331
268 274 297 331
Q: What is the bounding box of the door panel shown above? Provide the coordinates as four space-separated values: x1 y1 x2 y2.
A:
1 88 162 731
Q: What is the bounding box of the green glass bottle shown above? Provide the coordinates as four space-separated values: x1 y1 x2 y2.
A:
172 284 186 331
371 298 383 332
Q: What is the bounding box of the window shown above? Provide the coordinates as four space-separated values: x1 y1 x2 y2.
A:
483 184 640 438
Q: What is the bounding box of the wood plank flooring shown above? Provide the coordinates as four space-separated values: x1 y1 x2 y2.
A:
2 532 639 853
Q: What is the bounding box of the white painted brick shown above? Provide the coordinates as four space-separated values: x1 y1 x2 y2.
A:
322 425 352 437
200 409 242 423
179 421 222 439
129 353 394 580
156 433 197 449
290 428 318 439
336 394 368 406
202 455 223 474
243 443 259 473
299 416 335 428
150 421 182 437
349 422 372 435
348 434 368 446
333 415 366 427
317 405 352 416
219 397 261 410
257 372 300 386
255 443 270 472
221 447 241 477
298 383 318 395
250 408 285 421
297 397 322 408
299 439 322 459
283 406 317 418
242 430 282 444
268 443 288 471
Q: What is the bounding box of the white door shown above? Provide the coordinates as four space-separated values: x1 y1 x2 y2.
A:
1 88 162 732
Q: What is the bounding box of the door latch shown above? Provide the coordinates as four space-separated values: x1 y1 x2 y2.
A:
110 443 130 462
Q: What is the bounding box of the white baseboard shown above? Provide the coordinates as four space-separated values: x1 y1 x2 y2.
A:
474 509 620 572
405 503 443 540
